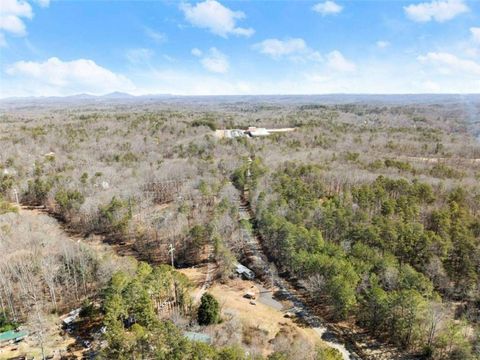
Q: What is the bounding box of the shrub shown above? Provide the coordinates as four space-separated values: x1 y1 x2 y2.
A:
0 313 17 332
98 197 133 237
55 188 85 214
0 174 14 195
384 159 412 172
316 347 343 360
24 178 53 205
197 293 220 325
430 164 463 179
191 119 217 131
80 300 95 318
345 152 360 162
231 166 247 190
0 197 18 215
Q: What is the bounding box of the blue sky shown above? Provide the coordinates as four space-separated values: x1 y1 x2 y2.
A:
0 0 479 97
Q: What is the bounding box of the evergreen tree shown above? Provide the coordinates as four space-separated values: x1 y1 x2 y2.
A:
197 293 220 325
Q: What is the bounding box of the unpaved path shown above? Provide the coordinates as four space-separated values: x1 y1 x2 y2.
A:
237 160 418 360
401 156 480 164
194 261 216 303
237 192 359 360
257 284 283 311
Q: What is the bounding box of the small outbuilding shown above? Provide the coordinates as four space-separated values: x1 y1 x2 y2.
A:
184 331 212 344
0 330 28 347
235 263 255 280
61 308 81 326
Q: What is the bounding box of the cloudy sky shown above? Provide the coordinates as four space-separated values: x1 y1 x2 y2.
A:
0 0 479 97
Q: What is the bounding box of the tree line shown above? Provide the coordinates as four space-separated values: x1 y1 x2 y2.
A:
250 162 479 359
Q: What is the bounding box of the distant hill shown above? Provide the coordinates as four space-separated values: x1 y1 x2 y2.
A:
101 92 136 99
0 93 479 110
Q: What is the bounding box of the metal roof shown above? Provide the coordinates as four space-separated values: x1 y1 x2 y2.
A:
184 331 212 343
0 330 28 343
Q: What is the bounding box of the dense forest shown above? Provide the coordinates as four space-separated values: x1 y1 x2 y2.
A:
250 163 479 358
0 96 479 359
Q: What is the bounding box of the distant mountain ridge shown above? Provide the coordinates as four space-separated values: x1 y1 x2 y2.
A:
0 92 172 101
0 93 479 108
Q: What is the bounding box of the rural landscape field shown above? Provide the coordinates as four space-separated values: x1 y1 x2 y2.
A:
0 0 479 359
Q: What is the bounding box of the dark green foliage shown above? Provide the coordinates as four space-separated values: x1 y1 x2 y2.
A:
80 172 89 184
189 224 212 249
0 173 14 195
79 300 95 318
345 151 360 162
316 347 344 360
197 293 220 325
55 188 85 214
0 196 17 215
98 263 252 359
102 263 190 358
22 161 54 205
231 166 247 190
0 313 17 332
255 162 479 354
24 177 53 205
384 159 413 173
191 118 217 131
217 345 249 360
429 164 463 179
98 196 133 237
232 157 266 191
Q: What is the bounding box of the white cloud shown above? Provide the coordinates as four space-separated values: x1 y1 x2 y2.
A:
376 40 390 49
326 50 356 72
144 27 167 43
0 0 33 36
192 47 229 73
0 14 28 35
253 38 323 64
0 0 50 45
404 0 468 23
4 57 135 96
201 48 229 73
3 57 480 98
126 48 154 64
180 0 254 38
191 48 202 57
312 1 343 16
418 52 480 76
35 0 49 7
471 27 480 43
162 54 175 63
141 63 448 95
254 38 307 58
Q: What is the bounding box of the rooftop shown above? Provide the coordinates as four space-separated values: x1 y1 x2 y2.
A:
0 330 28 343
184 331 212 343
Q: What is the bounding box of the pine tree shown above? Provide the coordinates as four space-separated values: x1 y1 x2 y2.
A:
197 293 220 325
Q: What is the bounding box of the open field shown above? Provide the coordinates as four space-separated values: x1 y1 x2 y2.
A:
180 265 326 358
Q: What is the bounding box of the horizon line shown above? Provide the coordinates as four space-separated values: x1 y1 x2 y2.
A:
1 92 480 101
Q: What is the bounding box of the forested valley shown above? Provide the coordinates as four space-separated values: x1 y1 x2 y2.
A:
0 95 479 359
